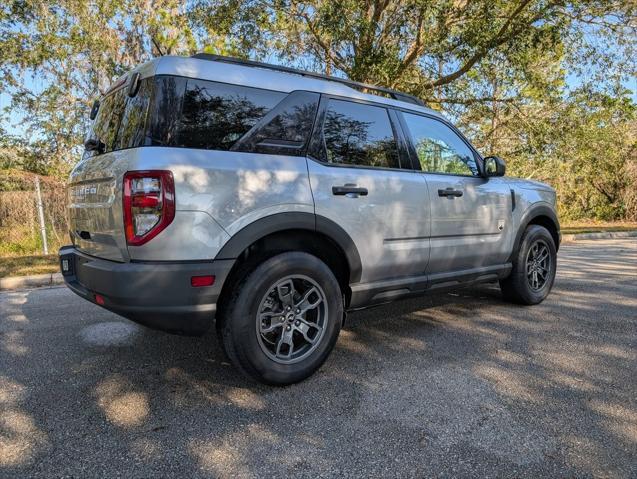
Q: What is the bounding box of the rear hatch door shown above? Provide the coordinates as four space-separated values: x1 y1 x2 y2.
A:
68 152 131 262
68 72 152 261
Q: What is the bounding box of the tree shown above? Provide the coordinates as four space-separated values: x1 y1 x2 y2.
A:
0 0 198 174
254 1 635 99
0 0 635 220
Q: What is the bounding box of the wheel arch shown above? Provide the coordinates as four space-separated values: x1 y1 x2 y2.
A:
214 212 362 310
512 203 561 259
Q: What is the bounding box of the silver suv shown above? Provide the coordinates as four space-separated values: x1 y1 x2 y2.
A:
59 54 560 385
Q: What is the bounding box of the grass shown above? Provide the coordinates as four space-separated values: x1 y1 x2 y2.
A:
561 221 637 235
0 225 65 256
0 225 65 277
0 254 59 278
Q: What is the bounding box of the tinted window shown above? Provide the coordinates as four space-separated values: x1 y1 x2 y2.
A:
322 99 399 169
403 113 478 176
148 76 186 146
231 91 320 155
87 75 313 156
85 78 151 158
115 80 151 150
178 79 285 150
87 88 126 155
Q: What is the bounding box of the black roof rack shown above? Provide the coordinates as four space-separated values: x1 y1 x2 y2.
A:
191 53 425 107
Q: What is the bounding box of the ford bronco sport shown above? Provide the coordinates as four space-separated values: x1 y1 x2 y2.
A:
59 54 560 385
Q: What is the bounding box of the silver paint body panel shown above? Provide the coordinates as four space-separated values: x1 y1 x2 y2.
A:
68 55 559 300
423 175 513 273
307 161 430 283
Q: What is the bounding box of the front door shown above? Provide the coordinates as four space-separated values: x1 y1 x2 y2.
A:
307 97 430 284
399 111 513 274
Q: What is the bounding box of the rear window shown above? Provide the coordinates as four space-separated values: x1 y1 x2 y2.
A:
86 75 318 156
116 82 151 150
85 78 151 158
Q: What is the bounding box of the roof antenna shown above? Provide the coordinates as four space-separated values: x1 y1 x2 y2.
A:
151 37 164 56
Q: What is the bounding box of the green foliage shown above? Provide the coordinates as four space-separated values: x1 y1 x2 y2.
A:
0 223 44 256
1 0 199 176
465 86 637 220
0 168 37 191
0 223 65 256
0 0 635 220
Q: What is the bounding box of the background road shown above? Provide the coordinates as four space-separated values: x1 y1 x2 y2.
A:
1 239 635 478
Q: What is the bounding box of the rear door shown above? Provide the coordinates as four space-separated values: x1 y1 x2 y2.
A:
307 97 430 284
398 111 513 274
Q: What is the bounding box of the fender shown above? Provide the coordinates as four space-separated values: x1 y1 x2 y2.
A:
214 212 362 283
511 203 561 260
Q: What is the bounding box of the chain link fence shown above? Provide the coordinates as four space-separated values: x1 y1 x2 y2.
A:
0 170 67 256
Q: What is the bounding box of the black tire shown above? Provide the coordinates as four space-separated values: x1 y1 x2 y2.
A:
217 252 343 386
500 224 557 305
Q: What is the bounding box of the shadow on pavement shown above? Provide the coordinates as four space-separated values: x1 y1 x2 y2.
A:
0 239 635 477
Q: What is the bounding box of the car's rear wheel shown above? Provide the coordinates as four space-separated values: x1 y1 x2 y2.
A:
218 252 343 385
500 224 557 305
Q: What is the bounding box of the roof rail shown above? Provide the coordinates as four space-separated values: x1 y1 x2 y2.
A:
191 53 425 107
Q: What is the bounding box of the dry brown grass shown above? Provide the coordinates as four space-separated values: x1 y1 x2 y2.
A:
561 221 637 234
0 173 67 256
0 255 59 278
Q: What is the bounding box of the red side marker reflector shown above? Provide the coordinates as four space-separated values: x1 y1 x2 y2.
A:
191 275 215 287
95 294 105 305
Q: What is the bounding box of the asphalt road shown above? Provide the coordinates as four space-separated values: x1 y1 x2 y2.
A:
1 239 635 478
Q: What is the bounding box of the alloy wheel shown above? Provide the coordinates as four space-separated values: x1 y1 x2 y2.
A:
256 275 328 364
526 239 551 290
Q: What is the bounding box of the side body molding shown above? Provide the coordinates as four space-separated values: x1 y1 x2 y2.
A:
214 212 363 284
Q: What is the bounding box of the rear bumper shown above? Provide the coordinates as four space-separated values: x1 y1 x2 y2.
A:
58 246 234 335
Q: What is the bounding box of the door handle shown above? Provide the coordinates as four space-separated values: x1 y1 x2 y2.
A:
332 184 368 197
438 188 463 198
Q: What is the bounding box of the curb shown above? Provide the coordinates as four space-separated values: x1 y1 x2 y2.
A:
562 230 637 243
0 273 64 291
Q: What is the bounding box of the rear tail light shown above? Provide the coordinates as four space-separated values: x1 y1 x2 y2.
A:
123 171 175 246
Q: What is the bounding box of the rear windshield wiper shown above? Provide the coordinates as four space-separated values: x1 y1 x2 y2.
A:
84 137 105 154
89 99 100 120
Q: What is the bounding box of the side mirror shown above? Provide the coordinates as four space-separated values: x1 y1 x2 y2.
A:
89 100 100 120
483 156 506 177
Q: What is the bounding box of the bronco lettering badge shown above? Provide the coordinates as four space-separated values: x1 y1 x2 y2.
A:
71 185 97 199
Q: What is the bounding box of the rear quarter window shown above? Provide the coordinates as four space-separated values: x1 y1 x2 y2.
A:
177 79 286 150
230 91 320 155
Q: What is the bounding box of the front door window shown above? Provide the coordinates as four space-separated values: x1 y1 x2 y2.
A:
402 112 478 176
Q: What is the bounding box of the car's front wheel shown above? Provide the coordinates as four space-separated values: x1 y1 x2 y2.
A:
500 224 557 305
218 252 343 385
